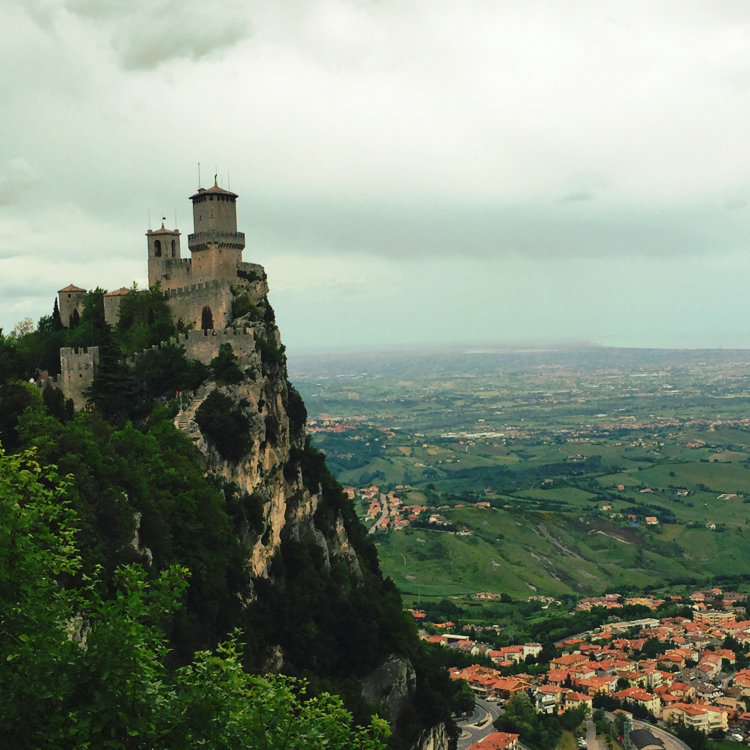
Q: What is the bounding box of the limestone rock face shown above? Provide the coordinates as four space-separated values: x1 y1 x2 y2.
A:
173 282 357 586
176 334 312 580
416 722 453 750
361 655 417 725
172 277 453 748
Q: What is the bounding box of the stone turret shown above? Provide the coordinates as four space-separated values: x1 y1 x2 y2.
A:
147 221 182 288
59 345 99 409
104 287 130 326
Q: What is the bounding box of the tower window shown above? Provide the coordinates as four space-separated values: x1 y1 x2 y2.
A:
154 240 162 257
171 240 176 257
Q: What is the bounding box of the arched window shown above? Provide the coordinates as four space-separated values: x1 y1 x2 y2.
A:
154 239 162 257
201 306 214 331
171 239 176 257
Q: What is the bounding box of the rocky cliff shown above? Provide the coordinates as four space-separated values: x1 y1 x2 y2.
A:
172 271 455 749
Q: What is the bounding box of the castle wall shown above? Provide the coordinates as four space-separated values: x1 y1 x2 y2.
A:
150 257 193 291
156 328 256 365
164 279 234 331
59 346 100 410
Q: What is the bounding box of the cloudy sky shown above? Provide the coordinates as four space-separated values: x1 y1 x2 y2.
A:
4 0 750 352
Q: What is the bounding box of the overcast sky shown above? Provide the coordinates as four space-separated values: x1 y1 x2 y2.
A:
4 0 750 352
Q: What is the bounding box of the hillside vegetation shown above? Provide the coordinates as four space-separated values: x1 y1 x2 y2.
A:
0 296 458 749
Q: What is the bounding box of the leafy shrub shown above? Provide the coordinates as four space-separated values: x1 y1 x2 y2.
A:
210 343 244 384
256 337 286 369
231 293 261 321
195 391 251 462
237 268 260 283
116 285 175 355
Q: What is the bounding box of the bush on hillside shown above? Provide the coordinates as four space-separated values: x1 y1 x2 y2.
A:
195 391 251 462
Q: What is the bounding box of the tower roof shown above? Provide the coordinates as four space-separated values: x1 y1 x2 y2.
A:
190 177 237 201
58 284 86 293
147 223 180 235
104 287 130 297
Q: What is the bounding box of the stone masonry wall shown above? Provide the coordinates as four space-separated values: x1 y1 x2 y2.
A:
164 279 234 331
126 328 256 367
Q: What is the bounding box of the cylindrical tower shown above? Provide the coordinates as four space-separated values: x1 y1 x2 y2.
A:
188 177 245 283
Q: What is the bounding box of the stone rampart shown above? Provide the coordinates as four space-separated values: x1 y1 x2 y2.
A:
164 279 233 331
128 328 256 367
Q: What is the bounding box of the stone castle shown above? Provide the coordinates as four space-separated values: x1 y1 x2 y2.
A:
57 178 269 407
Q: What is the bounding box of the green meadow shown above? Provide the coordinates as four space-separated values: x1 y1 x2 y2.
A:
290 347 750 602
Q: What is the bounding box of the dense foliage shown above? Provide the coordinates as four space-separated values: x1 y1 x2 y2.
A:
0 449 388 749
195 390 252 462
0 302 457 748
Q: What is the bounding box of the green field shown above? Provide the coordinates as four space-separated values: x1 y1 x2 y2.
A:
290 346 750 600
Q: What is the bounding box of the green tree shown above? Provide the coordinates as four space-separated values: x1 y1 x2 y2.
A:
450 679 475 715
210 342 244 384
0 447 388 749
116 284 175 355
195 390 252 462
66 288 109 348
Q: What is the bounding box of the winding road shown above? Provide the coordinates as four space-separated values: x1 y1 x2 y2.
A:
455 696 503 750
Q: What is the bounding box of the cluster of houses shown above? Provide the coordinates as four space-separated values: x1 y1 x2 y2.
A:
356 484 473 534
358 485 426 532
421 588 750 738
575 594 667 612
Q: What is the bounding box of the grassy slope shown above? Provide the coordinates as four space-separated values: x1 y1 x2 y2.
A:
375 504 750 599
294 351 750 601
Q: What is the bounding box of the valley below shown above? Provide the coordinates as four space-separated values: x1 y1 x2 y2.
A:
289 345 750 608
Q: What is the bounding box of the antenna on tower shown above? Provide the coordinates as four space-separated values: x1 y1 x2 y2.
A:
228 170 230 190
174 210 177 229
197 162 201 188
148 209 151 230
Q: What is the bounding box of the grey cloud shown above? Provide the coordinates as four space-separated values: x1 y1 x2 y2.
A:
0 284 48 300
248 195 741 261
113 6 253 70
0 160 40 207
561 190 595 202
27 0 254 70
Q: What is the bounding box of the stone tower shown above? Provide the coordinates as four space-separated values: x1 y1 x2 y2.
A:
58 284 87 327
188 177 245 284
146 221 182 288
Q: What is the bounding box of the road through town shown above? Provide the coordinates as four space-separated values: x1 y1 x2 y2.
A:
456 697 502 750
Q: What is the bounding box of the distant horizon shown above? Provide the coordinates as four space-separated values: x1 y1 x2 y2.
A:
285 338 750 359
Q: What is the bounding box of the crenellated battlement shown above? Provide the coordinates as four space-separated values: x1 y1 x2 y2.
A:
163 278 229 299
161 257 191 270
124 327 257 367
